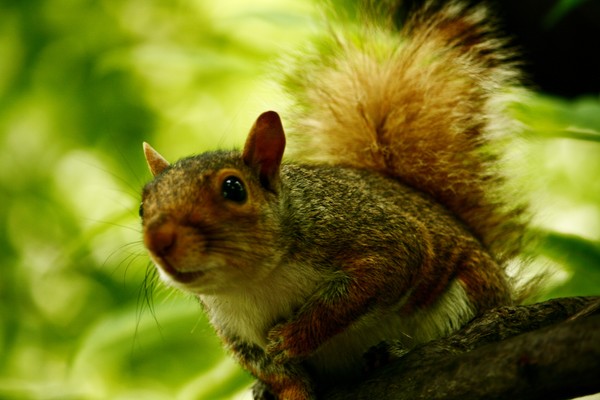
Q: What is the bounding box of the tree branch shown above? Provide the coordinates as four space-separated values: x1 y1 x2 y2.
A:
322 297 600 400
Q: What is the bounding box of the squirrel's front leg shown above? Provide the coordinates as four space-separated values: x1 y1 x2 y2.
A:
266 257 414 364
223 336 314 400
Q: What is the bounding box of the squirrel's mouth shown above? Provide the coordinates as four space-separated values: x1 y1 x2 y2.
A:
152 256 206 284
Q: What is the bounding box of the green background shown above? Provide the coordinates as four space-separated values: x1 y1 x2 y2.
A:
1 0 598 399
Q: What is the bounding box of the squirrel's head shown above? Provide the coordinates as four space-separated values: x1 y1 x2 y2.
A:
140 111 286 294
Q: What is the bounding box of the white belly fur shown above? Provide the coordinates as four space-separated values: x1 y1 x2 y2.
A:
201 264 475 381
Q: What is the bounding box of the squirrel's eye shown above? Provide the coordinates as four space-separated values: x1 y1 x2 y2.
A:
222 176 247 203
138 202 144 218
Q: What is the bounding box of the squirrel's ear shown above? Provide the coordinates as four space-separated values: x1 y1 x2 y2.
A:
243 111 286 191
143 142 170 177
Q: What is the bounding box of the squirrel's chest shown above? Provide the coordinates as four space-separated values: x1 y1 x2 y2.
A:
199 261 324 348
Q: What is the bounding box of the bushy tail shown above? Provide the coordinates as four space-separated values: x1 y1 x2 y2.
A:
283 0 529 262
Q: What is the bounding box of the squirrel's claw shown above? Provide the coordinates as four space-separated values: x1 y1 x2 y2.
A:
266 324 291 364
266 323 312 364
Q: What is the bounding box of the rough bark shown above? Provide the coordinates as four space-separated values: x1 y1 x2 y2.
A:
321 297 600 400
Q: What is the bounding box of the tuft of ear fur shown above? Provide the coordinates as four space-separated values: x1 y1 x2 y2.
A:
143 142 170 177
243 111 286 191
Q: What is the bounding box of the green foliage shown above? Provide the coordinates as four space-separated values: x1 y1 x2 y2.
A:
512 93 600 298
539 232 600 298
0 1 598 399
0 0 314 398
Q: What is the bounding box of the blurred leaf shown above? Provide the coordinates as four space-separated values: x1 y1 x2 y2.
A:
538 231 600 298
544 0 590 28
513 94 600 142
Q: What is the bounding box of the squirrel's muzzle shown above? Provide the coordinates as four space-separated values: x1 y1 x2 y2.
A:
144 218 177 258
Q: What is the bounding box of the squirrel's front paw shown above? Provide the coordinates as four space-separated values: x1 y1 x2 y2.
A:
266 324 292 364
266 323 311 364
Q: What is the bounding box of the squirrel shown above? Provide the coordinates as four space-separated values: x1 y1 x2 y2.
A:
140 1 531 399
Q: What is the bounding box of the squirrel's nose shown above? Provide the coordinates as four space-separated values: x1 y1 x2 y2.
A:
144 220 177 257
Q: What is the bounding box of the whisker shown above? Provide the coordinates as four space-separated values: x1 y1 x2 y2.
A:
103 241 147 281
90 218 142 234
133 264 165 345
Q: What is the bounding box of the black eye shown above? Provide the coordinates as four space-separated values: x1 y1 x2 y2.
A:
222 176 247 203
139 202 144 218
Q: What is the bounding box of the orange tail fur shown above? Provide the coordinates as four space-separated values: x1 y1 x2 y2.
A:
284 1 529 263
